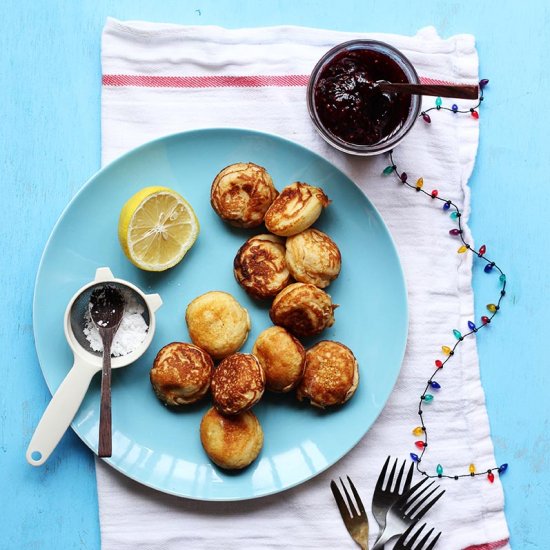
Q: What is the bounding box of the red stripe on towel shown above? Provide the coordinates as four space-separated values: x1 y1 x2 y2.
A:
102 74 458 88
463 538 510 550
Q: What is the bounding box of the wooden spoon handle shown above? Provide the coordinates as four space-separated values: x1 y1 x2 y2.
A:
98 335 113 458
377 82 479 100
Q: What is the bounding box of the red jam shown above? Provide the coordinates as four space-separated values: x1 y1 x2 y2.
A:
313 48 412 146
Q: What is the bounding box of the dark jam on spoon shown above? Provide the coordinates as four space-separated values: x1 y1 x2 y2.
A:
313 48 412 146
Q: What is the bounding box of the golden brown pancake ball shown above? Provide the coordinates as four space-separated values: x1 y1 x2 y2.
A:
150 342 213 406
252 326 306 392
297 340 359 408
264 182 330 236
210 162 278 228
285 228 341 288
269 282 336 337
185 291 251 361
211 353 265 415
200 407 263 469
233 234 291 300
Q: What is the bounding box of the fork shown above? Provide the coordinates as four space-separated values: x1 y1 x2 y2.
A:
331 476 370 549
372 477 445 550
372 456 414 534
394 522 442 550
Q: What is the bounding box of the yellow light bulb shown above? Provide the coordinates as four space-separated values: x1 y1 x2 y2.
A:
458 245 468 254
442 345 451 355
469 463 476 474
412 426 424 437
487 303 497 313
416 177 424 189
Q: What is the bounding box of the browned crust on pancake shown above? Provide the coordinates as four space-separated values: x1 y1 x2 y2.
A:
150 342 214 406
269 282 336 337
234 234 291 300
211 353 266 415
297 340 359 408
285 228 341 288
185 291 251 360
200 407 263 469
210 162 278 228
252 326 306 392
264 182 330 236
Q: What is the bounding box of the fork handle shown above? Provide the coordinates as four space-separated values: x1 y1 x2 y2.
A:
371 530 394 550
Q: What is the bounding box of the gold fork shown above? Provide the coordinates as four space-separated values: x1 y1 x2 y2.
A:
331 476 370 550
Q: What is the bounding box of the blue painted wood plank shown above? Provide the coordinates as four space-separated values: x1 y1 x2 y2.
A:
1 1 548 548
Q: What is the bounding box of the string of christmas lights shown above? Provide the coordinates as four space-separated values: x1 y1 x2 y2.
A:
382 79 509 482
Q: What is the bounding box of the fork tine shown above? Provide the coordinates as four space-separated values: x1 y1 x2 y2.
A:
339 477 358 517
405 522 425 549
396 477 429 508
330 480 351 521
417 526 434 549
347 476 366 516
387 458 399 491
426 532 441 549
411 488 446 520
404 460 415 492
394 460 407 495
404 480 435 510
375 456 391 493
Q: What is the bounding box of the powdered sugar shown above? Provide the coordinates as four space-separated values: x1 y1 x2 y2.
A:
83 288 149 356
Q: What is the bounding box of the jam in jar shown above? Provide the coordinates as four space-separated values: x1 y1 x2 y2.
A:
307 40 421 155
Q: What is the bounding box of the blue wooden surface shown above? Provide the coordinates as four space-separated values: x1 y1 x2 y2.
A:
1 1 547 548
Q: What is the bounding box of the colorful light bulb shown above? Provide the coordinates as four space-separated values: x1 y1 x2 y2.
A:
435 359 443 368
449 228 461 236
471 110 480 119
443 201 451 210
479 245 487 255
415 441 425 449
383 165 395 175
431 189 438 197
469 463 476 475
453 329 462 340
484 263 494 273
468 321 476 331
479 78 489 89
487 304 498 313
422 112 432 123
442 345 451 355
416 177 424 189
436 464 443 476
410 453 420 462
450 211 459 220
458 245 468 254
481 316 490 325
488 471 495 483
499 274 506 284
452 104 458 113
435 97 442 108
412 426 424 437
423 394 434 403
429 380 441 389
498 463 508 474
400 172 408 182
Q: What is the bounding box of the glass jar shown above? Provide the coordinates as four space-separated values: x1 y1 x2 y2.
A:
307 40 421 156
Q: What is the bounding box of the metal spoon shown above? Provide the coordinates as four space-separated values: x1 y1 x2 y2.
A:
89 284 124 457
375 82 479 100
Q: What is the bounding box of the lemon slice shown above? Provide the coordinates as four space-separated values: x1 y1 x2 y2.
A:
118 186 199 271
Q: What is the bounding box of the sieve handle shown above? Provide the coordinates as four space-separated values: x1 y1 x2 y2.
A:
26 360 96 466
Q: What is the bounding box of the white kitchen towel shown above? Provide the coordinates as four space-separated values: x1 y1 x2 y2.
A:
98 18 509 550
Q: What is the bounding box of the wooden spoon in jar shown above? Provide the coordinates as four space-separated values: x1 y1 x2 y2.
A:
375 82 479 100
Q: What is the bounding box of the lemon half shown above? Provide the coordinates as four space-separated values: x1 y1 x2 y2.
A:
118 186 199 271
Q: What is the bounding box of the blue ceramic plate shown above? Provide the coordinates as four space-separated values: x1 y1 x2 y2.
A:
34 128 407 501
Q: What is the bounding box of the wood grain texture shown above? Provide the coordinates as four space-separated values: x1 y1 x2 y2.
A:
1 0 548 549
